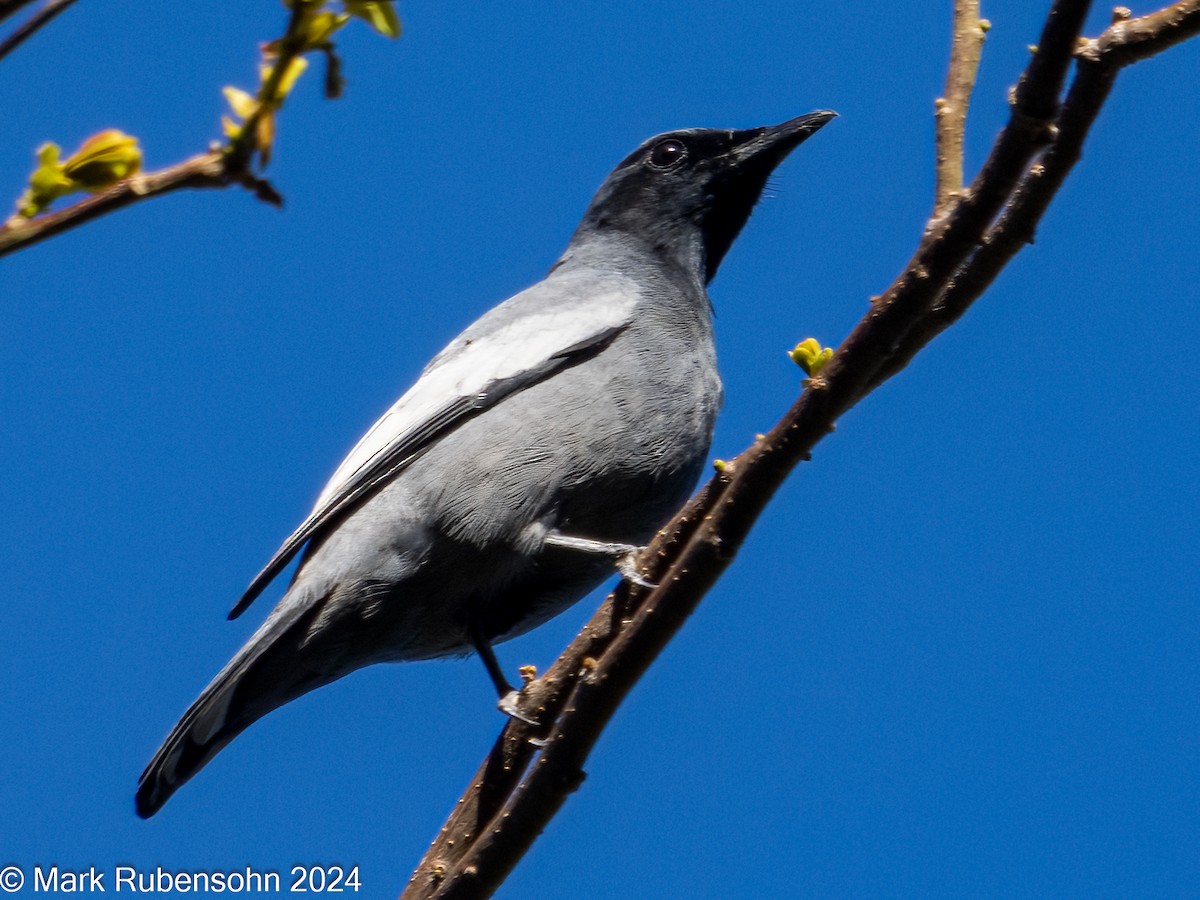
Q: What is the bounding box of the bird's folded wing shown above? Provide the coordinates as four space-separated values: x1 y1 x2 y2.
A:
228 281 638 619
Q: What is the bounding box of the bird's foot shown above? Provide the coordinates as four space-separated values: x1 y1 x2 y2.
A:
498 689 540 726
616 549 658 589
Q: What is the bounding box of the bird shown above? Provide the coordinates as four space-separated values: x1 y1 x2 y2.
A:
136 110 835 818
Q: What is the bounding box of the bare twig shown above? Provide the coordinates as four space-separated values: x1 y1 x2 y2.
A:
0 150 280 258
869 0 1200 391
402 3 1200 898
1085 0 1200 62
836 0 1091 401
0 0 78 63
0 0 38 26
934 0 988 215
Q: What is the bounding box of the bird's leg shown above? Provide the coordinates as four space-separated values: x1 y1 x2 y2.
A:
541 531 658 588
470 625 514 697
469 624 539 725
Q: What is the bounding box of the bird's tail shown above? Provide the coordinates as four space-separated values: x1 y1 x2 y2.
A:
135 596 331 818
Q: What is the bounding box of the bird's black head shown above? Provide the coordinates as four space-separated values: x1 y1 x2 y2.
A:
570 111 835 284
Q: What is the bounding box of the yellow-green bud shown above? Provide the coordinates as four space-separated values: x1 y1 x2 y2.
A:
789 338 834 377
60 129 143 191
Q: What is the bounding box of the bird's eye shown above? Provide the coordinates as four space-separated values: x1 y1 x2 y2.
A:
648 139 687 170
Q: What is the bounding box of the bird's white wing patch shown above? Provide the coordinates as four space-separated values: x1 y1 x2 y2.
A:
228 276 639 619
315 293 634 509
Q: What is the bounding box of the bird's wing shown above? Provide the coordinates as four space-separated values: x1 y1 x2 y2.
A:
228 277 638 619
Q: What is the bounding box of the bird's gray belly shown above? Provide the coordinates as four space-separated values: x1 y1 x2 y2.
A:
293 328 721 664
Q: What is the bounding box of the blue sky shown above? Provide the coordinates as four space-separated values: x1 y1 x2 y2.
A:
3 1 1198 896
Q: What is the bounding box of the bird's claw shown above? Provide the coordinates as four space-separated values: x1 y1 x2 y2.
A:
617 549 658 589
498 689 540 726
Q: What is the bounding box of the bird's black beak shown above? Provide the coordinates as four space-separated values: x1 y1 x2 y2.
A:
698 110 836 282
727 110 838 168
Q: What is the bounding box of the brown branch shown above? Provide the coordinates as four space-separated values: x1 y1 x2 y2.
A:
0 0 38 26
401 2 1200 898
1085 0 1200 62
403 484 726 899
934 0 988 215
812 0 1093 413
0 0 79 63
868 0 1200 392
0 150 281 258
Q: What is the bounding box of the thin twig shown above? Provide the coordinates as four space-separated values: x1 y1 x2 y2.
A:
0 0 78 63
846 0 1092 395
0 0 38 27
934 0 988 215
946 0 1090 246
825 0 1093 409
0 150 280 258
868 0 1200 392
401 2 1200 898
226 0 307 169
1084 0 1200 62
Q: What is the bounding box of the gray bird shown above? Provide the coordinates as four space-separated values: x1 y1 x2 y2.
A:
136 110 834 818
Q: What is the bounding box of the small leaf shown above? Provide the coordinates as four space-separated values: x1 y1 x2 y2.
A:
257 111 277 165
345 1 401 38
261 55 309 102
15 142 73 217
223 85 259 120
302 10 349 46
28 142 67 191
61 130 143 191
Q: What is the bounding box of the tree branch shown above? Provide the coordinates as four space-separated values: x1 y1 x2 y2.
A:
0 150 280 258
934 0 988 215
1 2 399 258
1084 0 1200 62
224 0 307 170
0 0 295 258
0 0 38 27
401 2 1200 898
868 0 1200 392
402 484 726 899
0 0 77 63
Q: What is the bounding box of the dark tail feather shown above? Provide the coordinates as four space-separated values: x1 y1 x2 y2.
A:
136 597 331 818
136 665 255 818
